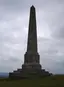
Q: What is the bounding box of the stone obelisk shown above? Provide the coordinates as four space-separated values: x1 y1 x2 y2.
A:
9 6 52 79
22 6 41 70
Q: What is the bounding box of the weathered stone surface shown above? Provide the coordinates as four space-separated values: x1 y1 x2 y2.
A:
23 5 41 70
9 6 52 79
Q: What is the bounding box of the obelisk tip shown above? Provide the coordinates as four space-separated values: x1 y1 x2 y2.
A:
31 5 35 9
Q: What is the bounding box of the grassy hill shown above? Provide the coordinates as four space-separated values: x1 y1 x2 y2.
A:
0 75 64 87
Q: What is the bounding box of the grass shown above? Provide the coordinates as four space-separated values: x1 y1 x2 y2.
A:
0 75 64 87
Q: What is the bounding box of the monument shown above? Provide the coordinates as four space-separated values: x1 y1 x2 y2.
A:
9 6 52 78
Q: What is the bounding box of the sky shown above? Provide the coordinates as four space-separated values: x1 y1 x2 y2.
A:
0 0 64 74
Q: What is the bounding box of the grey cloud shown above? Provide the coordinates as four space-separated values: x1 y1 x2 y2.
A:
0 66 12 72
0 0 63 12
0 0 64 74
38 37 64 74
40 52 64 74
0 56 23 72
52 27 64 39
9 57 21 62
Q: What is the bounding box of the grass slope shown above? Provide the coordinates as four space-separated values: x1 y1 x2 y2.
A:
0 75 64 87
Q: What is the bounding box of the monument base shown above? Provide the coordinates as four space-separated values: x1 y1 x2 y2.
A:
9 64 52 79
22 63 41 70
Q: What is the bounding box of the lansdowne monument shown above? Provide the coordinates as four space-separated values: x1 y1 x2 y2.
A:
9 6 52 78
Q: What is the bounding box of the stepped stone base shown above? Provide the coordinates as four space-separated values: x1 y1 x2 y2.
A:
9 63 52 79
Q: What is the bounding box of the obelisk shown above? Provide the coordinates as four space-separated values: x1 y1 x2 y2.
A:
9 6 52 79
27 5 37 53
22 6 41 70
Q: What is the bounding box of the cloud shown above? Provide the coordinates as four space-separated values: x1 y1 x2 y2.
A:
0 0 64 74
38 37 64 74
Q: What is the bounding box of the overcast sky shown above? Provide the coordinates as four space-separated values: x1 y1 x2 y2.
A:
0 0 64 74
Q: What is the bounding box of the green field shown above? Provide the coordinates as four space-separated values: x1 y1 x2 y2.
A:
0 75 64 87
